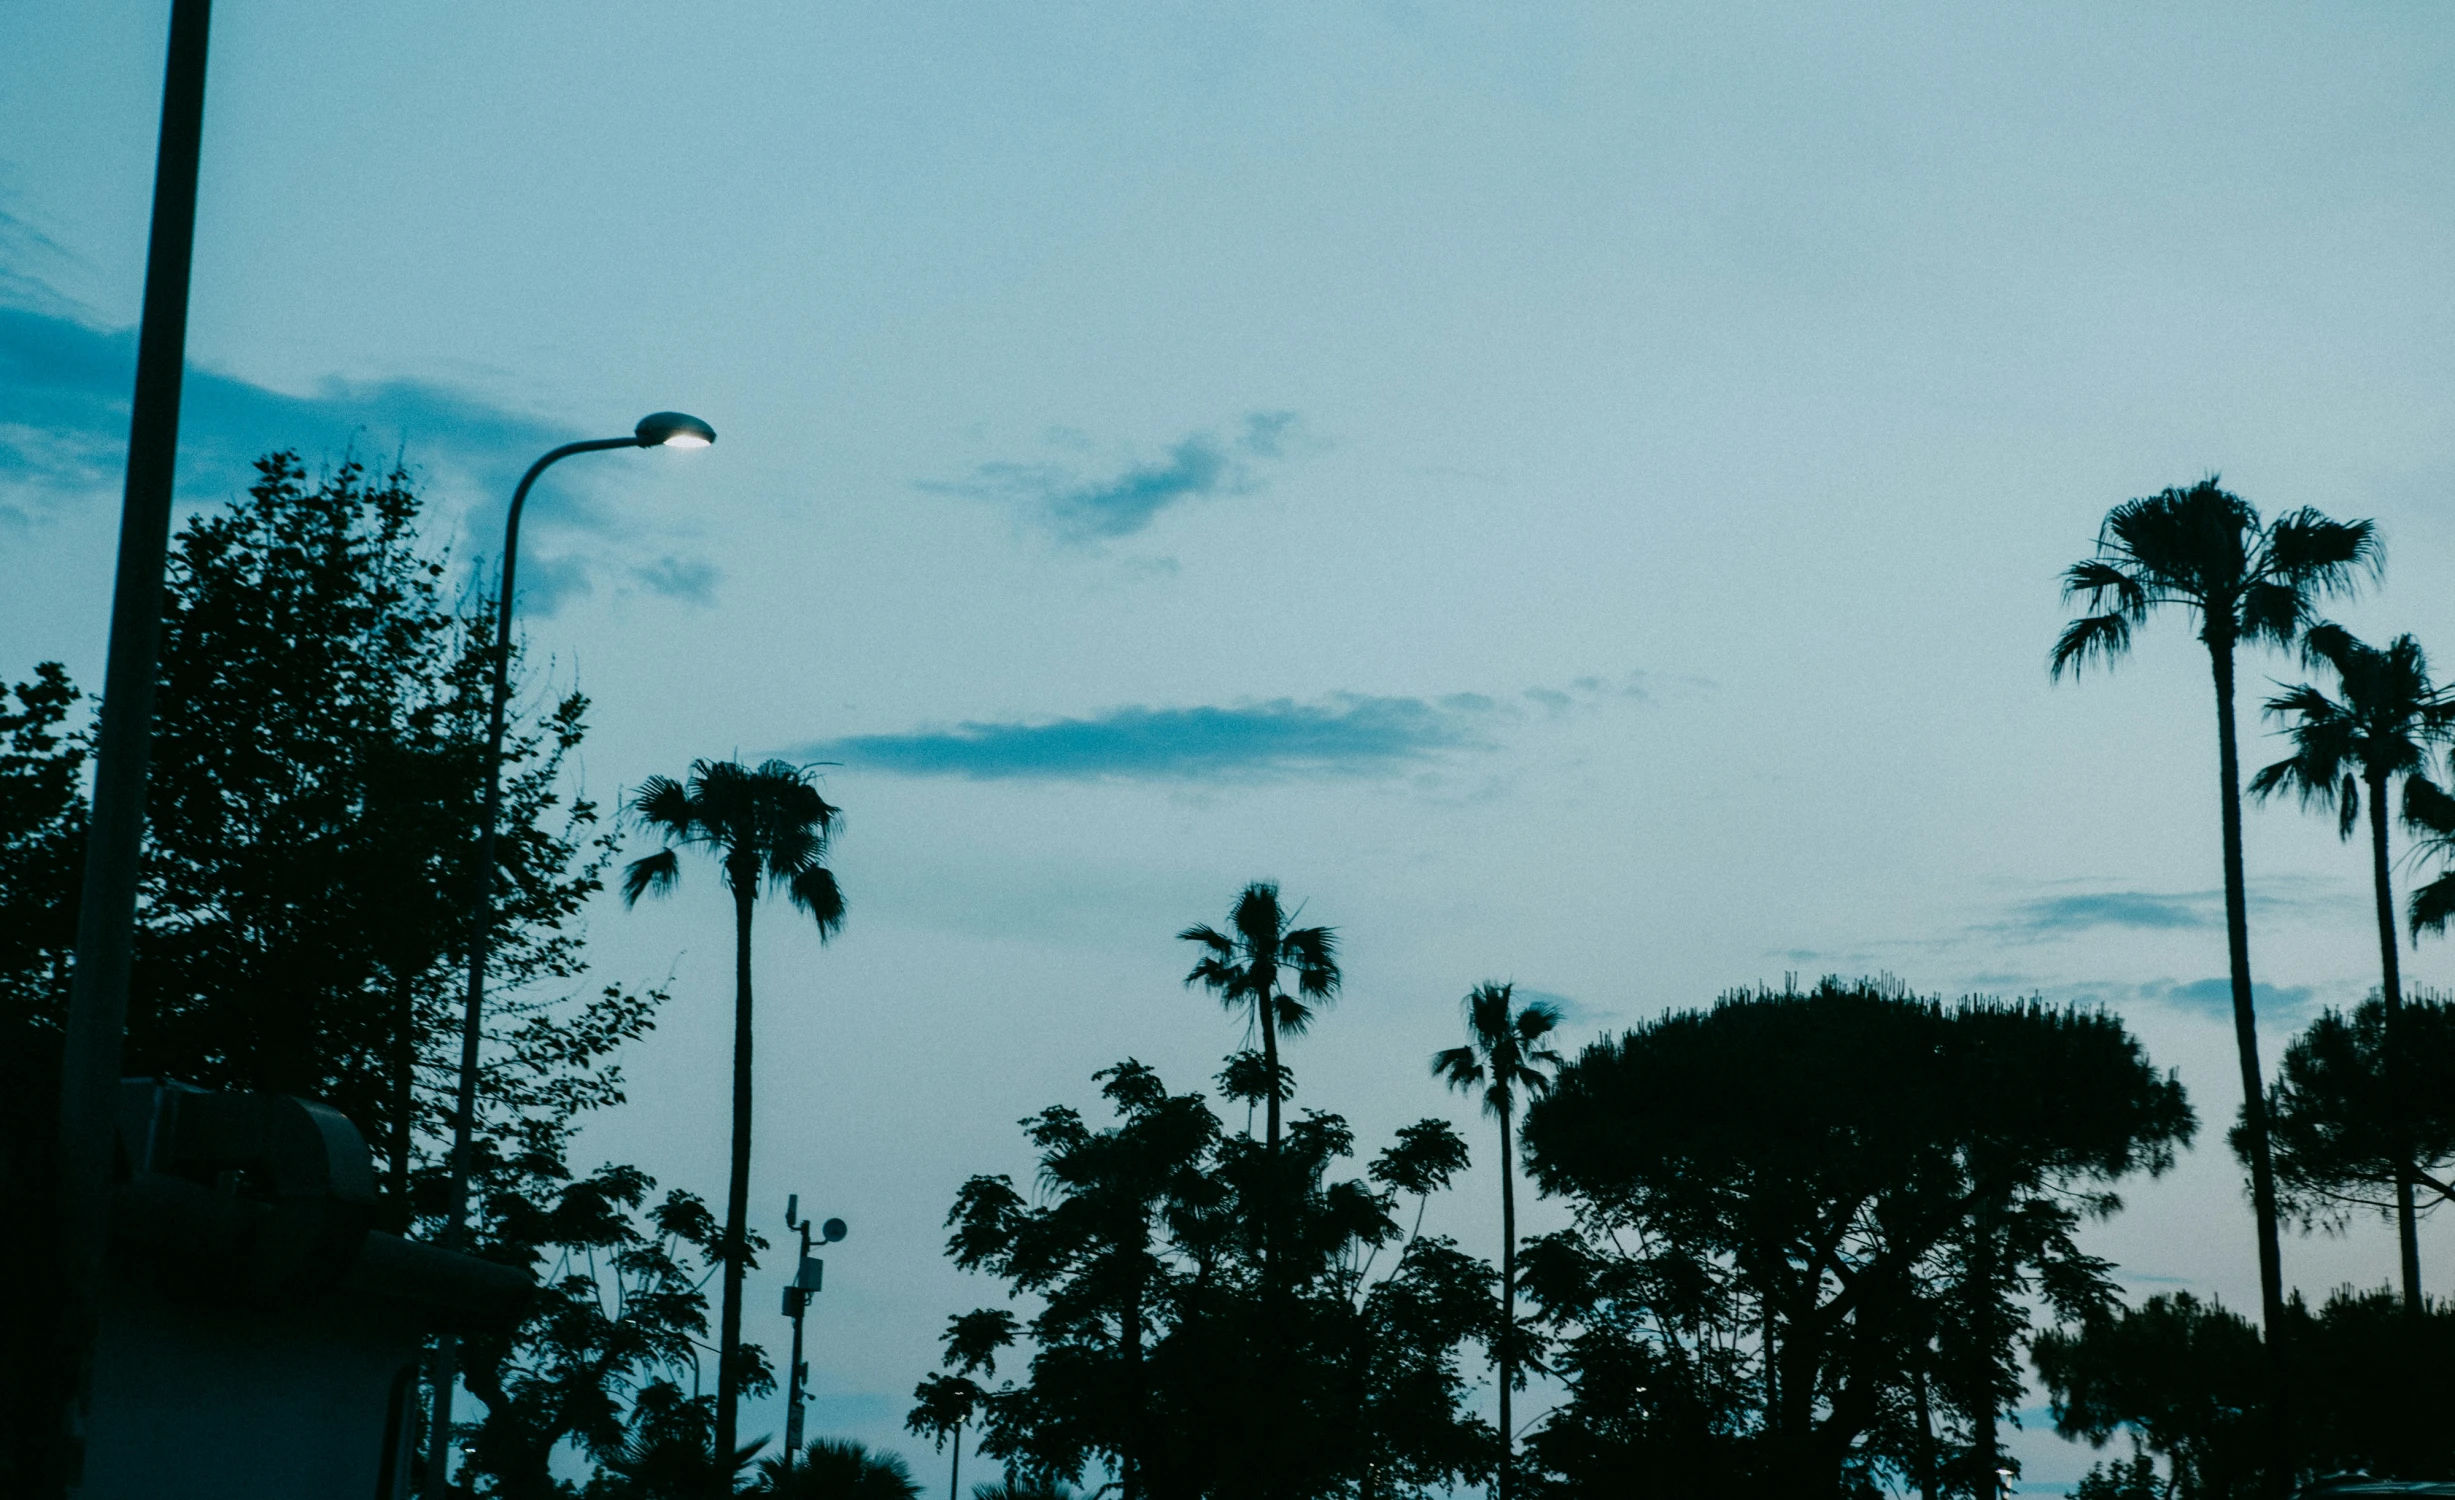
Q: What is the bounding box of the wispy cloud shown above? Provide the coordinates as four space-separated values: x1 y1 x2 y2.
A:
0 297 718 612
923 411 1304 542
2127 977 2318 1020
2007 890 2218 934
797 691 1502 782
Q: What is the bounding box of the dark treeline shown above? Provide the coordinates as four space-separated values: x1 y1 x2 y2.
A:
12 459 2455 1499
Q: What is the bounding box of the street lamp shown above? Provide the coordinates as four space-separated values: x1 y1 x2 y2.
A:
424 411 714 1496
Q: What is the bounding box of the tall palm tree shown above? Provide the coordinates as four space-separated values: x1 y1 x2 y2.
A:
1432 982 1562 1500
1179 881 1339 1157
2250 625 2450 1312
2052 477 2376 1353
623 758 846 1474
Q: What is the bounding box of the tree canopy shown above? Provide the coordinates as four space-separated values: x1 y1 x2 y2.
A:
1521 978 2194 1497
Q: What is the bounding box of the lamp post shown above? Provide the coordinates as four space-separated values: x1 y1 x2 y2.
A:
423 411 714 1495
780 1195 847 1470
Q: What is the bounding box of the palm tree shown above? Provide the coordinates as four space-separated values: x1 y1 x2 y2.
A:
1432 982 1562 1500
1178 881 1339 1157
623 758 846 1474
754 1438 921 1498
2250 625 2450 1312
2052 477 2376 1351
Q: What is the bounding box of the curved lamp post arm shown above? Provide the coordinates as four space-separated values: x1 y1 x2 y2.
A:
425 412 711 1498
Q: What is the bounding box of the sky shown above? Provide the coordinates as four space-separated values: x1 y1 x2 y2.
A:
8 3 2455 1492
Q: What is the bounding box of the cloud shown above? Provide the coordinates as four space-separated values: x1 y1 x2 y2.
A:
2007 890 2218 934
0 298 718 613
796 691 1502 782
922 411 1304 542
2133 977 2318 1019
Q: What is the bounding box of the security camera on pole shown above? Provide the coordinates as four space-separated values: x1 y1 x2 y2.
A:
780 1195 846 1467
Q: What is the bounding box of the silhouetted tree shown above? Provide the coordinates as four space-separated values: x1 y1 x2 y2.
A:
458 1169 757 1499
1179 881 1338 1159
909 1310 1015 1500
2249 624 2451 1309
754 1437 921 1498
0 663 83 1030
938 1058 1494 1499
2038 1285 2455 1495
2053 477 2375 1359
1431 982 1562 1500
623 759 846 1471
1523 980 2193 1497
2253 993 2455 1239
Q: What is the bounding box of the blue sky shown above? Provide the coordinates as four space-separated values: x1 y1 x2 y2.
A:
9 4 2455 1491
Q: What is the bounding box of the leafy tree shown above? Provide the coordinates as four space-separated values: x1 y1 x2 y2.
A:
753 1437 921 1498
623 758 846 1470
457 1168 754 1499
936 1058 1494 1499
2052 477 2376 1350
0 662 84 1029
2070 1452 2164 1500
909 1311 1015 1500
0 453 694 1495
2249 625 2452 1309
1431 981 1563 1500
1522 979 2193 1497
2253 993 2455 1236
2037 1286 2455 1494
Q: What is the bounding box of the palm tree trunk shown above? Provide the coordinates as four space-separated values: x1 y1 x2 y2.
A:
2366 775 2424 1311
715 879 756 1477
2208 638 2291 1491
950 1420 961 1500
1259 979 1283 1155
1497 1105 1517 1500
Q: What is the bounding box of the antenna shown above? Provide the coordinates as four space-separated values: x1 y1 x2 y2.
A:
785 1193 800 1229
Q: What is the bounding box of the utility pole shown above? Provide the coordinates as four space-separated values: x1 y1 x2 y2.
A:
49 3 212 1494
778 1195 845 1470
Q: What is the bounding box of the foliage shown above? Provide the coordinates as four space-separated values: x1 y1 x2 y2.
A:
458 1168 770 1498
2036 1285 2455 1494
579 1380 764 1500
2246 993 2455 1230
1520 978 2194 1497
0 453 688 1496
2070 1452 2164 1500
926 1057 1494 1499
753 1437 921 1498
0 662 84 1029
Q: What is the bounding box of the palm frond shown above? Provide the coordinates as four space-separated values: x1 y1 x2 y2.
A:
2237 580 2306 647
2050 613 2132 680
627 775 696 836
2411 870 2455 938
621 848 681 907
2264 508 2380 592
1176 923 1234 958
2405 774 2455 840
1431 1045 1483 1090
1282 925 1341 998
786 866 845 940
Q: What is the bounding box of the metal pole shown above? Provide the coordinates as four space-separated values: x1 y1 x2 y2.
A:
784 1212 812 1464
422 436 632 1497
49 2 212 1491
